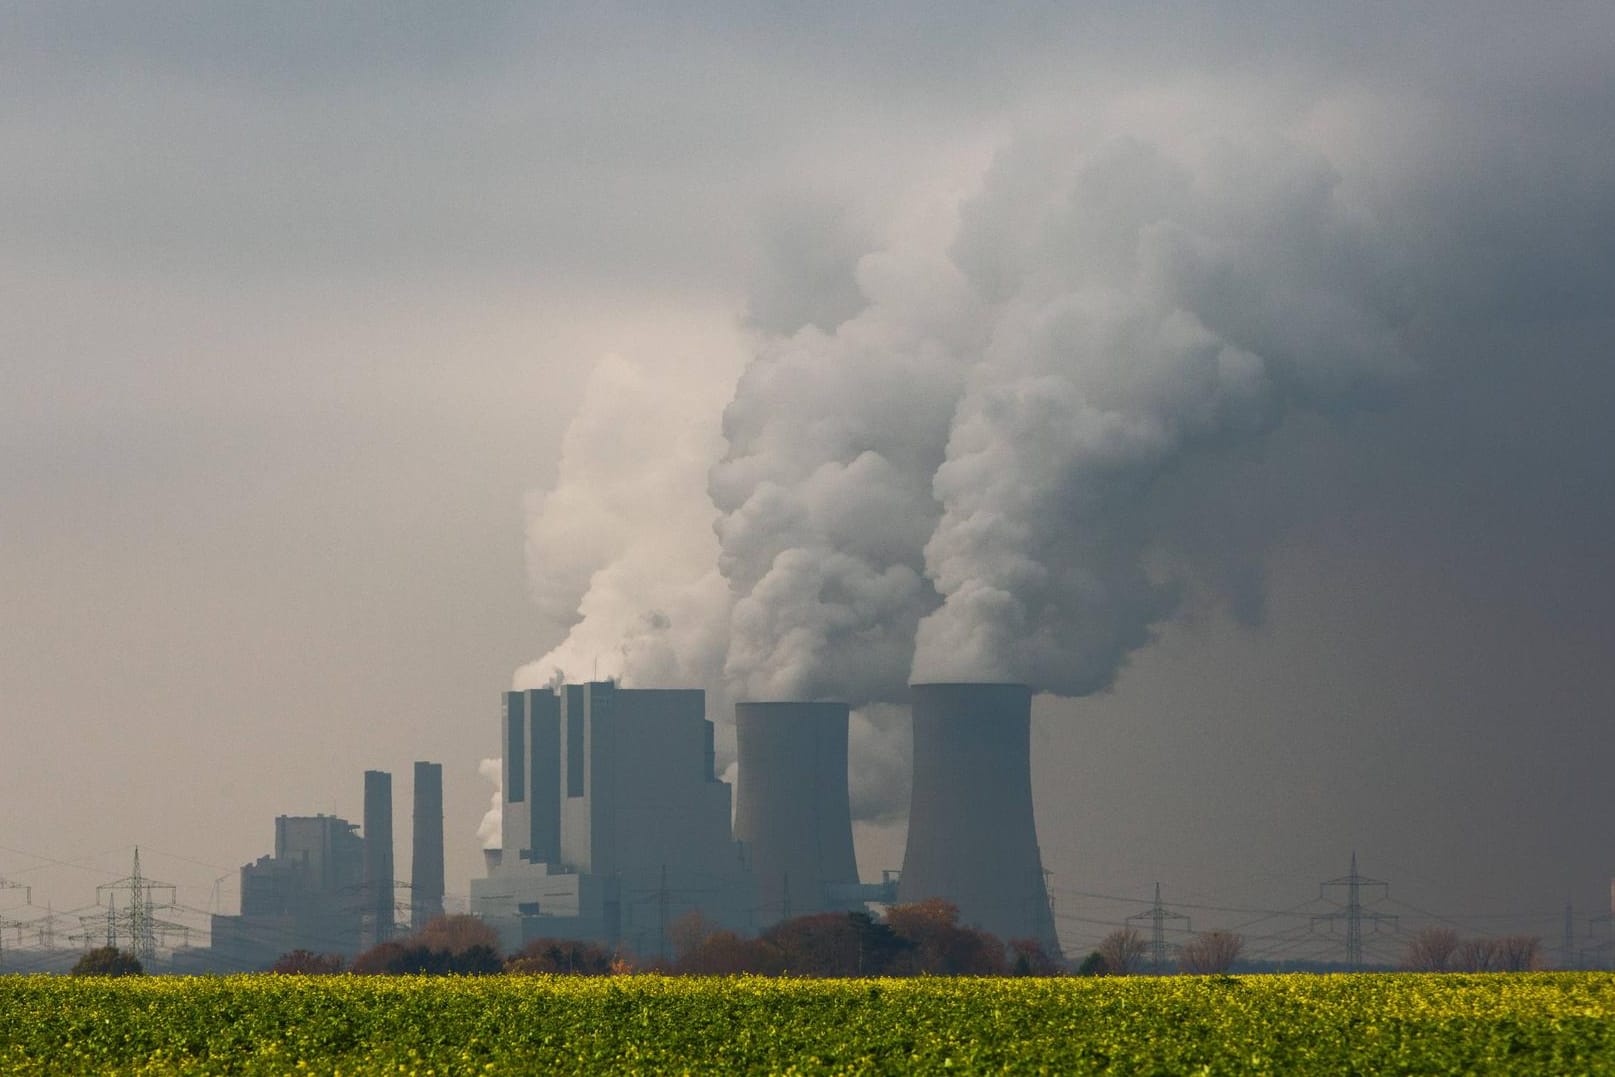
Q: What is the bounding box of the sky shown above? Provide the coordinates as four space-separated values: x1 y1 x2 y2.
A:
3 4 1614 964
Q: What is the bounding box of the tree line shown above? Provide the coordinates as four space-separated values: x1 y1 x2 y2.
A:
65 914 1551 977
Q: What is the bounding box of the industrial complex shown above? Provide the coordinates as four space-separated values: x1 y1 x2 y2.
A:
146 679 1060 969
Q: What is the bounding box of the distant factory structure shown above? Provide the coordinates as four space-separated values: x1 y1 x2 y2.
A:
199 678 1062 967
470 683 755 956
205 762 445 971
472 680 1060 959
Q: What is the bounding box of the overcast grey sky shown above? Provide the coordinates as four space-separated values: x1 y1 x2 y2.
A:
3 4 1613 962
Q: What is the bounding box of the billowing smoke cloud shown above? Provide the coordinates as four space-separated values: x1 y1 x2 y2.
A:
913 135 1409 688
715 132 1408 701
519 129 1410 821
513 350 739 694
476 757 502 850
710 205 986 704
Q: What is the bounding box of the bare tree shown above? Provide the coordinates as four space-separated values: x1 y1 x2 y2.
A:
1096 928 1148 975
1179 930 1243 974
1496 935 1541 972
1403 927 1461 971
1453 937 1502 972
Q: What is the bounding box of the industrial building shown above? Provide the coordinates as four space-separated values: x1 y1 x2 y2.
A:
733 701 863 920
209 813 366 969
205 762 447 970
898 683 1060 954
472 680 1060 959
471 682 756 957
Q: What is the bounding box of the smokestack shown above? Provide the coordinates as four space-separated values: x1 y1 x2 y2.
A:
363 769 394 945
734 702 861 922
897 683 1059 955
411 761 445 932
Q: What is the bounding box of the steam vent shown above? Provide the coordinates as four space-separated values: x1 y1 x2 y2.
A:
898 682 1060 955
733 702 861 923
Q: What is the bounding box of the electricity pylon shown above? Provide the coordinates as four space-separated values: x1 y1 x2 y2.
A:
1127 882 1190 973
1312 851 1396 969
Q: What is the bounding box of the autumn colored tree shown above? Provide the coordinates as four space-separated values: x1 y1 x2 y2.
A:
1008 938 1064 976
506 938 617 975
1097 928 1148 976
412 914 501 956
269 949 345 975
351 913 505 975
1179 930 1243 974
668 911 717 964
763 913 867 976
674 930 783 975
884 899 1007 976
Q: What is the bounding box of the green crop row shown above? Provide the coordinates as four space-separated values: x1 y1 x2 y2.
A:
3 972 1614 1075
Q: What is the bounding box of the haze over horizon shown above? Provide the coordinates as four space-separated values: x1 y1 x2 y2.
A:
4 4 1614 963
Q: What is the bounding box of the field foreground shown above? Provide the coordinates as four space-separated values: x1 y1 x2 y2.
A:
4 972 1615 1075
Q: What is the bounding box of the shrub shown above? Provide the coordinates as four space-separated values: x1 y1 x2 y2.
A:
71 947 143 977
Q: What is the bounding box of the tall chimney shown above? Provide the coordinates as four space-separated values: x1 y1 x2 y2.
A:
734 702 860 923
411 761 445 932
363 769 394 945
897 683 1059 955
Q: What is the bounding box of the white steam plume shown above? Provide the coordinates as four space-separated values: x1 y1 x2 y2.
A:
710 204 986 704
516 129 1409 822
514 350 739 694
913 135 1408 687
476 757 502 850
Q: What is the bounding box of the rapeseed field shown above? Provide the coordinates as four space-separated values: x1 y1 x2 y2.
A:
3 972 1614 1074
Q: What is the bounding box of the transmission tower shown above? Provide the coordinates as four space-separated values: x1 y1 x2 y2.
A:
0 878 29 971
1312 851 1396 969
1127 882 1190 973
88 848 186 961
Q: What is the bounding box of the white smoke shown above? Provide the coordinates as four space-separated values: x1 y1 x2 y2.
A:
516 129 1410 820
476 757 502 849
913 135 1408 688
513 349 740 694
710 204 986 704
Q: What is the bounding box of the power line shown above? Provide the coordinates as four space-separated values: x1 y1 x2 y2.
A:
1312 852 1396 970
1126 883 1190 973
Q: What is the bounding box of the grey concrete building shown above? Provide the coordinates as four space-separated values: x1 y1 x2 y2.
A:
733 701 861 923
472 682 756 958
897 683 1061 956
208 813 366 970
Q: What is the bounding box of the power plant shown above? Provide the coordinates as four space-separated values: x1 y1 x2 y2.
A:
197 679 1066 968
471 680 1060 958
898 683 1059 954
470 683 755 957
733 702 861 920
202 763 446 970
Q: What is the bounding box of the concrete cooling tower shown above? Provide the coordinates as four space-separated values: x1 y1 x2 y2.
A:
734 702 861 922
897 683 1060 955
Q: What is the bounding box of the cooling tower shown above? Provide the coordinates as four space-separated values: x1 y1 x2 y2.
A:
363 769 394 944
411 761 445 932
897 683 1059 955
734 702 861 922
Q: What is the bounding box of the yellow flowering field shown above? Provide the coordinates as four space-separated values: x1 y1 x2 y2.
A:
3 973 1614 1074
